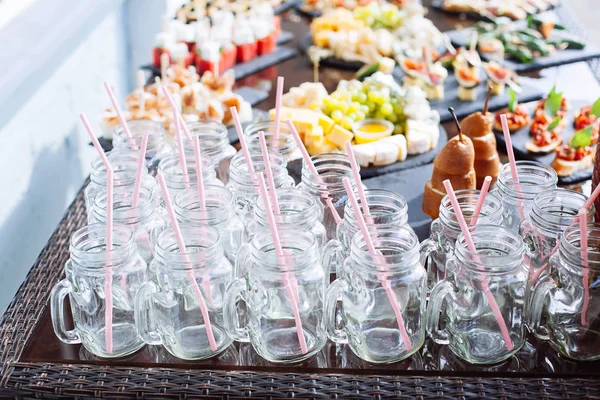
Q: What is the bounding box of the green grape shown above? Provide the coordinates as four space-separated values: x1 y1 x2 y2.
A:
321 105 332 116
366 102 376 112
322 96 339 110
348 112 358 121
380 103 393 117
352 92 367 104
355 111 366 121
341 116 354 130
348 102 362 113
338 101 349 114
374 111 385 120
331 110 343 124
392 103 404 115
394 124 405 135
360 105 370 114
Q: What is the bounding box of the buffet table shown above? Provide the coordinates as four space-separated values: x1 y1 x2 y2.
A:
2 1 600 398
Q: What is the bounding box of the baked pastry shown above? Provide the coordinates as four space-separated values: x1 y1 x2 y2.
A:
461 110 501 187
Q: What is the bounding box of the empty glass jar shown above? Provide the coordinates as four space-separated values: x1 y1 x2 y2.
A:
420 190 504 290
245 121 298 161
298 153 358 241
113 120 171 173
183 120 236 182
496 161 558 233
50 224 148 358
427 225 528 364
323 189 411 277
136 226 234 360
85 151 156 222
226 151 295 230
174 184 245 263
157 152 220 197
91 185 168 264
247 187 327 248
325 227 427 363
530 223 600 361
224 229 327 363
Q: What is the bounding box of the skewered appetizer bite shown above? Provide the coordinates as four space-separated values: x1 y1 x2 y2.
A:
526 86 567 153
552 125 599 177
441 0 558 20
483 60 514 96
398 55 448 101
493 88 530 131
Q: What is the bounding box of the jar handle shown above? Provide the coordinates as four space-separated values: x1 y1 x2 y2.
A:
324 278 347 344
519 218 538 280
419 238 438 291
529 274 556 341
426 280 455 345
321 239 342 277
234 244 252 278
134 282 162 345
223 278 250 342
50 279 81 344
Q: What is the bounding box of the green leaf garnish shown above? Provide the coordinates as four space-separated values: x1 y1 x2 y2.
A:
544 85 563 117
570 126 593 149
591 98 600 118
508 88 517 113
548 116 562 131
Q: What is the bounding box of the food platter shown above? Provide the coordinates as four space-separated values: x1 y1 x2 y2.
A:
446 24 600 73
286 124 448 184
494 99 594 184
430 0 560 21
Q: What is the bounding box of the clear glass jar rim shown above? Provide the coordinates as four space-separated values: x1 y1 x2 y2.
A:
560 224 600 272
497 161 557 198
229 151 288 184
70 223 136 268
344 189 409 225
300 153 356 193
350 226 420 270
93 185 155 222
455 225 525 274
439 190 503 231
531 189 592 233
249 229 319 272
155 226 222 268
174 185 235 223
254 188 318 227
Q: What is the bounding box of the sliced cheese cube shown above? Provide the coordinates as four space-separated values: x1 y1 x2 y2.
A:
317 115 336 136
304 126 324 146
406 129 432 155
380 134 408 162
458 86 477 101
373 141 399 166
326 124 354 148
351 143 376 167
307 139 338 156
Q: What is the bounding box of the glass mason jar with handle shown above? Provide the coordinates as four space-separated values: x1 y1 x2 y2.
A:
496 161 558 233
50 224 148 358
245 121 298 161
324 227 427 363
92 185 168 264
226 151 295 231
157 152 220 197
135 226 234 360
426 225 528 364
113 120 171 174
183 120 237 183
224 229 327 363
298 153 358 241
85 151 156 222
529 223 600 361
323 189 411 277
247 187 327 248
174 184 246 263
420 190 503 290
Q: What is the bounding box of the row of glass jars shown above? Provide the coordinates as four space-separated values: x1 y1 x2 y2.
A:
65 121 600 365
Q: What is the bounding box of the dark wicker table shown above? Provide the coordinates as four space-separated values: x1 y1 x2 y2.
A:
2 2 600 399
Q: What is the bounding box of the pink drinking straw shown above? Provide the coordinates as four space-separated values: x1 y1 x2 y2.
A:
345 141 371 222
286 119 342 224
231 106 255 173
255 173 308 354
161 86 192 140
579 208 591 327
342 177 412 350
443 179 514 351
157 173 218 351
500 115 520 184
258 131 281 214
103 82 133 139
131 134 149 208
167 100 190 190
273 76 284 145
79 112 114 354
584 184 600 211
470 176 492 226
192 136 206 211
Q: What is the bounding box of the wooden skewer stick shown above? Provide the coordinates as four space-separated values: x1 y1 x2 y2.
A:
483 85 493 115
449 107 464 142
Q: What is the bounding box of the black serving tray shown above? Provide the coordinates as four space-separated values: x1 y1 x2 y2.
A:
430 0 559 21
445 25 600 73
494 99 595 184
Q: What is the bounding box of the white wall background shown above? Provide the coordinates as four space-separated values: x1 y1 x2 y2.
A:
0 1 163 311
